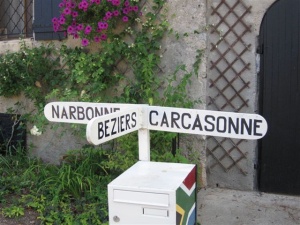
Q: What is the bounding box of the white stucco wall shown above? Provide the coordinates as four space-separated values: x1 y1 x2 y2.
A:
0 0 277 190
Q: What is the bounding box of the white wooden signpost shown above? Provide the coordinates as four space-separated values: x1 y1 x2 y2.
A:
44 101 268 225
44 101 268 161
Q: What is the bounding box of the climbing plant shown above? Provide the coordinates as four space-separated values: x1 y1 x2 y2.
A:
0 0 203 165
0 1 204 224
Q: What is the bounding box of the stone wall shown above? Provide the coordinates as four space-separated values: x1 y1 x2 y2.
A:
0 0 276 190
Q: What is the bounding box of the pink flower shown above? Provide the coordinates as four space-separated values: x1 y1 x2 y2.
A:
58 3 65 8
81 1 89 9
106 11 113 18
53 25 60 32
66 2 72 8
94 36 101 43
67 25 75 34
132 6 138 12
77 24 84 30
59 16 66 24
98 22 108 29
79 1 88 10
100 34 107 40
112 0 120 6
84 25 92 34
72 11 78 18
122 7 129 14
124 0 130 7
122 16 128 22
82 38 89 46
73 33 79 39
94 0 101 4
63 7 72 15
113 10 119 16
52 17 58 23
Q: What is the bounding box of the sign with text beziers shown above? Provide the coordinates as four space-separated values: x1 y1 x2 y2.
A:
44 102 134 124
86 107 142 145
147 106 267 140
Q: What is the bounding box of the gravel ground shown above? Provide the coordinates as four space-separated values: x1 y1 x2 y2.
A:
197 188 300 225
1 188 300 225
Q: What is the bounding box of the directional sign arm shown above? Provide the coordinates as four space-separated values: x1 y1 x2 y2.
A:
146 106 268 140
86 107 142 145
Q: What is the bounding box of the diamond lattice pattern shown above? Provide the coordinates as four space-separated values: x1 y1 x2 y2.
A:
207 0 252 175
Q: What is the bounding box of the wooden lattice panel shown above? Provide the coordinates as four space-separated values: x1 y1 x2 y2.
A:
207 0 252 175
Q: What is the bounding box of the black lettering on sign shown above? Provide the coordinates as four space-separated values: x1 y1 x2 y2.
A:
228 117 239 134
131 112 137 128
97 112 138 140
104 108 110 115
98 122 104 139
52 105 60 118
241 118 252 135
117 117 120 133
120 115 125 132
105 119 110 137
161 112 169 127
182 113 191 129
86 107 94 120
192 114 203 131
126 114 130 130
70 106 76 119
77 106 85 120
216 116 226 133
61 107 68 119
171 112 180 128
95 107 102 117
204 115 215 132
111 117 117 135
254 119 263 136
149 110 159 126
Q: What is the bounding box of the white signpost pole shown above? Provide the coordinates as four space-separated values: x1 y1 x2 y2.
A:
138 106 150 161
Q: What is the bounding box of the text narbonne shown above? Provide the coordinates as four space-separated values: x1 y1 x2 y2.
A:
51 105 121 121
149 110 263 137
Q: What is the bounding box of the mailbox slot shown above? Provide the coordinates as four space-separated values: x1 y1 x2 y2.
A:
113 190 169 207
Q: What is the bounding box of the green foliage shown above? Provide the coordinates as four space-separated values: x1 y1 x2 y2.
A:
2 205 24 218
0 0 204 224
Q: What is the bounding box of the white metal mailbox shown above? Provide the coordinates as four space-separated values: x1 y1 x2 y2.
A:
108 161 196 225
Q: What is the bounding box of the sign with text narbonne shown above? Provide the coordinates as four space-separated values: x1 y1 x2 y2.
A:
86 107 142 145
44 102 133 124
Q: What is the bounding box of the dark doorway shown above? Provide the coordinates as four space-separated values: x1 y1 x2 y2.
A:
258 0 300 195
0 113 26 155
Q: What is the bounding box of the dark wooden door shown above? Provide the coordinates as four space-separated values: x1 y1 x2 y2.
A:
258 0 300 195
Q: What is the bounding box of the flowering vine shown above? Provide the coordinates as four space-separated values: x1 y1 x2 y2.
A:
52 0 140 46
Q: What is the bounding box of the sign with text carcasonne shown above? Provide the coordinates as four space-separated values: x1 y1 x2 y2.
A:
147 106 267 140
85 105 268 146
